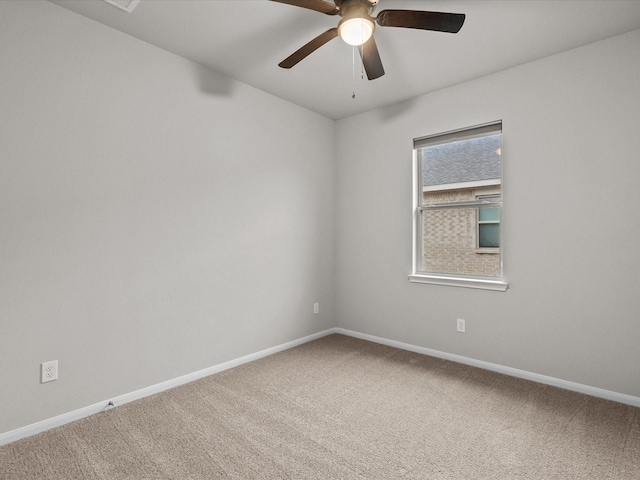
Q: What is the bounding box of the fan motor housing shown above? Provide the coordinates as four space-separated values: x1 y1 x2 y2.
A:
335 0 377 18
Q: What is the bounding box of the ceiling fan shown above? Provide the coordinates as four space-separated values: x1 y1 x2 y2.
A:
270 0 465 80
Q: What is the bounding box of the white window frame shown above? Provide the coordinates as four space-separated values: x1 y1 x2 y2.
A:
408 121 508 291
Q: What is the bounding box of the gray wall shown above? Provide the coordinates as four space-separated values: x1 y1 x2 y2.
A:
0 1 335 434
334 29 640 398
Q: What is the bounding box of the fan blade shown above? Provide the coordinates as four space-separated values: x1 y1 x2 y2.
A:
270 0 339 15
358 36 385 80
376 10 465 33
279 28 339 69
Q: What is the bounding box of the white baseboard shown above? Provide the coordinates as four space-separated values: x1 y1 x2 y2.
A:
335 328 640 408
3 326 638 447
0 328 337 447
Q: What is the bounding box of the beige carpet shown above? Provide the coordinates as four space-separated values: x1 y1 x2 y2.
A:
1 334 639 479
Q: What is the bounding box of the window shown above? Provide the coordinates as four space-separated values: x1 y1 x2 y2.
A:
409 122 507 291
477 195 500 249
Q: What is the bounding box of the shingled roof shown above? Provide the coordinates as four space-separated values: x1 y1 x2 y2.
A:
422 134 501 187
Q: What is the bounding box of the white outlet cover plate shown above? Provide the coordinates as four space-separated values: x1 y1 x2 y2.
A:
41 360 58 383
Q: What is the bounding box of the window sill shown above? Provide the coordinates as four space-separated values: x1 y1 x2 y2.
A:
474 248 499 255
408 274 508 291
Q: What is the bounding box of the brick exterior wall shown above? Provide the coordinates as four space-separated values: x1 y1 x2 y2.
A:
422 188 500 277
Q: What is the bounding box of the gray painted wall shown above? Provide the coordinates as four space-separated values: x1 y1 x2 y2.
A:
334 29 640 398
0 1 335 434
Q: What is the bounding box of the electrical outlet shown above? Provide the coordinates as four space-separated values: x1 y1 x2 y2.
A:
313 303 320 315
41 360 58 383
456 318 466 333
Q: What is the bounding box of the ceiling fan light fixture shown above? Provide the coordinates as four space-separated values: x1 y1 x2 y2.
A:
270 0 466 80
338 17 374 46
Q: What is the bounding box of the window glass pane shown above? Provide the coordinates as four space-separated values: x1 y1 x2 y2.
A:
479 206 500 222
421 207 500 277
421 134 501 194
479 223 500 248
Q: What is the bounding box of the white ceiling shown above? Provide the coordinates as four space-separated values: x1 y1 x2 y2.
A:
48 0 640 120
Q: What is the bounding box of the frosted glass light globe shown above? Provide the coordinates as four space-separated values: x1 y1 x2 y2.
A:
339 18 374 46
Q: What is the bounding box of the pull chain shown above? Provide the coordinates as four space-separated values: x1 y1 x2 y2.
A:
352 46 356 99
